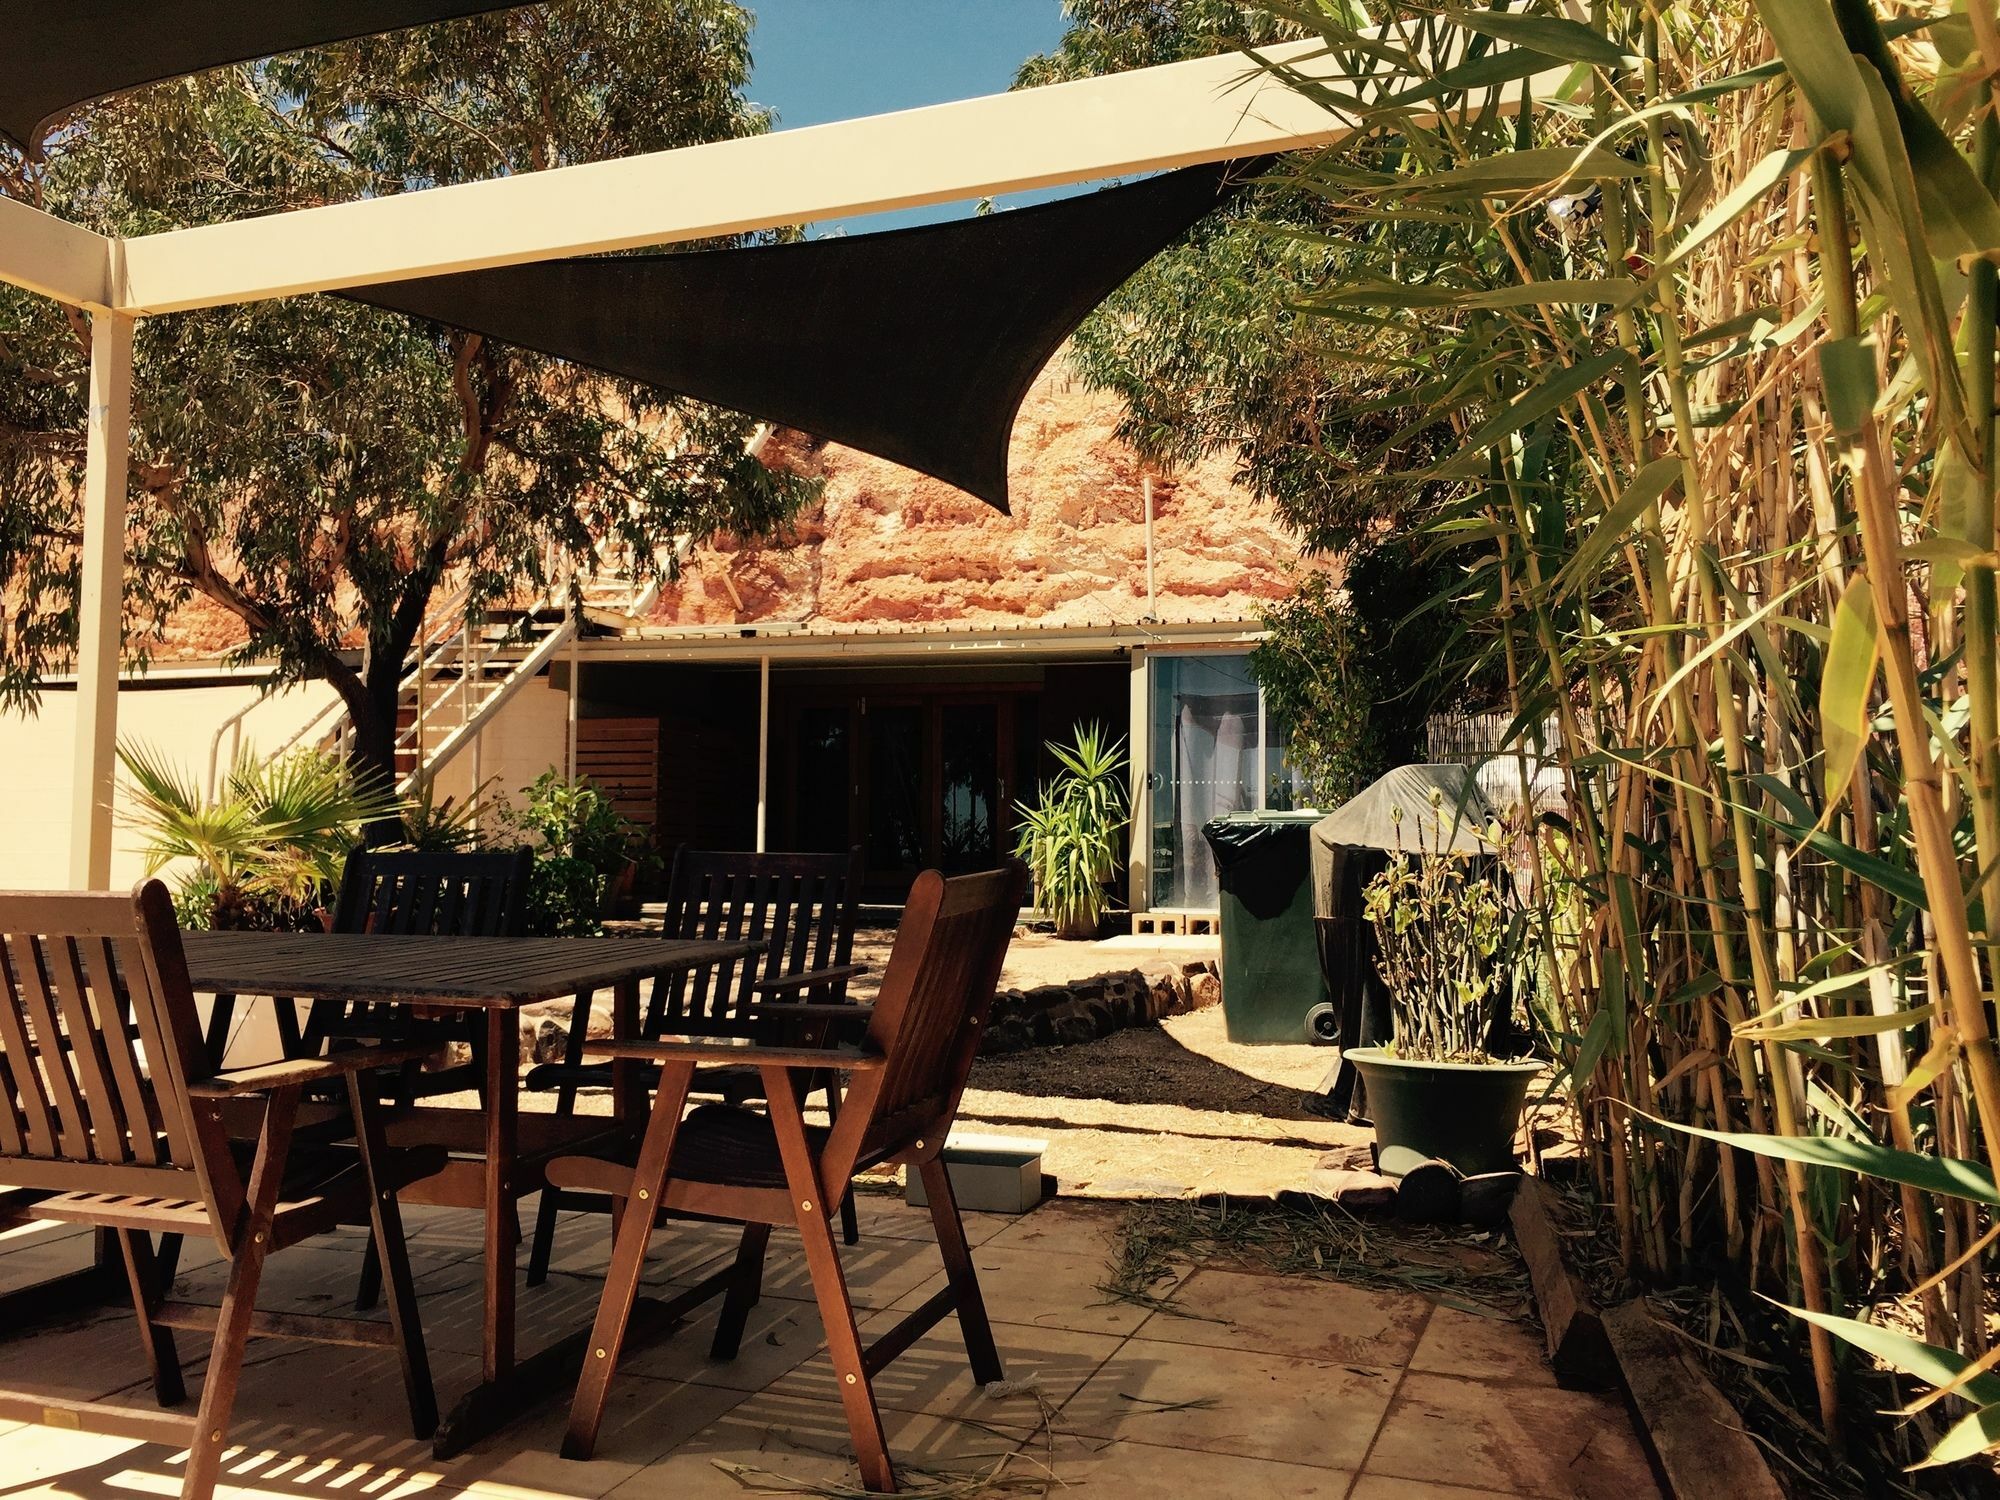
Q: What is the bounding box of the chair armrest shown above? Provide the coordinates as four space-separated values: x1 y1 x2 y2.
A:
750 963 870 995
188 1042 442 1097
583 1038 886 1071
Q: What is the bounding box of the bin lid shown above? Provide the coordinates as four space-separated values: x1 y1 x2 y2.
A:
1310 764 1498 856
1200 809 1321 869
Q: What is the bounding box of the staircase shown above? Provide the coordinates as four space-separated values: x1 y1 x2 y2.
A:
207 552 666 799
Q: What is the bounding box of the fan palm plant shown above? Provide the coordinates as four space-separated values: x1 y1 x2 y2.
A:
1013 724 1129 939
118 742 401 928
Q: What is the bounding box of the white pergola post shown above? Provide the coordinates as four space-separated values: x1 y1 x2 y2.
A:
1127 648 1150 914
68 310 135 889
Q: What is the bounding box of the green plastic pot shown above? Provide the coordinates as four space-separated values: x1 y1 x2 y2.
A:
1347 1047 1544 1177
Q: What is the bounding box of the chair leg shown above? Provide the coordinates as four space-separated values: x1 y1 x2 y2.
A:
839 1184 860 1247
917 1157 1002 1386
709 1224 770 1361
182 1087 297 1500
530 986 596 1289
115 1230 185 1408
355 1239 384 1313
527 1188 564 1287
347 1077 437 1440
766 1074 894 1492
563 1061 695 1461
822 1085 860 1246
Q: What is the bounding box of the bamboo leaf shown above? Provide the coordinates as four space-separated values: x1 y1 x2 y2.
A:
1447 9 1638 67
1922 1405 2000 1468
1460 349 1631 455
1893 1027 1961 1109
1784 1302 2000 1409
1404 146 1644 198
1312 279 1642 309
1660 147 1817 271
1736 1003 1934 1042
1637 1112 2000 1204
1553 456 1677 593
1820 573 1881 805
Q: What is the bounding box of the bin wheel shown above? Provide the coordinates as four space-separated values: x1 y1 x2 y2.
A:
1306 1003 1339 1044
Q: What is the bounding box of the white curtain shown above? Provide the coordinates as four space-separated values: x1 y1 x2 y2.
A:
1172 698 1255 907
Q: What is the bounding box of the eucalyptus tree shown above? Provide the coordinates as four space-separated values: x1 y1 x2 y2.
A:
0 0 816 787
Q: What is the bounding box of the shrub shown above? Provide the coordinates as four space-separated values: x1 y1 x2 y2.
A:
118 742 399 930
1013 723 1128 938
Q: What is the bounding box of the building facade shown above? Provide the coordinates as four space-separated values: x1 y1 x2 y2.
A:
0 361 1324 911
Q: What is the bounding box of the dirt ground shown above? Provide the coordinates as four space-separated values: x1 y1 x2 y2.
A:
513 927 1370 1200
954 1005 1369 1197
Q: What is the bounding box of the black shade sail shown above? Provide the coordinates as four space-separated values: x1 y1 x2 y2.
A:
347 158 1264 512
4 2 528 152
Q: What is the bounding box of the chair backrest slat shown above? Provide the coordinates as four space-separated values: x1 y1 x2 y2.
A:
834 863 1025 1174
333 848 532 939
0 885 218 1196
651 847 865 1038
82 936 165 1166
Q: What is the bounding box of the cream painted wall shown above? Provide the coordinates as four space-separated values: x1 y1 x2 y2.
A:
423 668 573 826
0 677 339 890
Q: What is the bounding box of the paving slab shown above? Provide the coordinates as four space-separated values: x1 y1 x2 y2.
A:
1058 1335 1396 1469
1137 1264 1435 1367
1364 1370 1659 1498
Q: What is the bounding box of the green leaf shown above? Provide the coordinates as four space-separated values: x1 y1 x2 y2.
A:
1785 1303 2000 1408
1405 146 1643 198
1460 349 1631 456
1661 147 1816 271
1313 279 1642 310
1820 573 1881 805
1637 1111 2000 1205
1553 458 1677 594
1818 337 1881 437
1736 1002 1933 1042
1447 9 1638 67
1923 1405 2000 1468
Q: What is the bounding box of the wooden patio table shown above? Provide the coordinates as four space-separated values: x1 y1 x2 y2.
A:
181 930 768 1457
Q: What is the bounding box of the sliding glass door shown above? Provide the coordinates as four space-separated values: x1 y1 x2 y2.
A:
1147 652 1299 909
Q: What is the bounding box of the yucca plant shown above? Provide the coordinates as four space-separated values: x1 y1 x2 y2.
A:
1249 0 2000 1478
1013 724 1129 939
118 741 401 928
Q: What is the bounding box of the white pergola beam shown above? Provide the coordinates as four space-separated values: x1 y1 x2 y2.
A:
0 195 113 309
114 39 1351 315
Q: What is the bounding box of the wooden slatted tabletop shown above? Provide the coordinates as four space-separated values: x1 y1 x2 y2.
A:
182 932 767 1007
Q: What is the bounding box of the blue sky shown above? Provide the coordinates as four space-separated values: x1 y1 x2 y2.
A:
743 1 1073 233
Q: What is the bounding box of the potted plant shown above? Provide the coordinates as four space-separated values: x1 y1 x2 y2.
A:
1348 811 1541 1176
1013 723 1128 940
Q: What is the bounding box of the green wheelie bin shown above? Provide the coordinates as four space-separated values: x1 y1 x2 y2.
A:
1202 811 1332 1044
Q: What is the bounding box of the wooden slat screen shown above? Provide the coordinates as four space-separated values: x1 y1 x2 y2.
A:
578 717 660 835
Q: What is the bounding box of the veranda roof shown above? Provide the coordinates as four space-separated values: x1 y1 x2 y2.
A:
3 3 528 152
345 158 1265 512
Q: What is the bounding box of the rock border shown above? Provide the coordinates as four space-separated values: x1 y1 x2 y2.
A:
515 959 1223 1064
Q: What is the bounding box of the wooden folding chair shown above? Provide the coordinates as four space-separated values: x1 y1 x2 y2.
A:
0 883 441 1500
547 861 1025 1493
300 846 533 1089
524 844 868 1283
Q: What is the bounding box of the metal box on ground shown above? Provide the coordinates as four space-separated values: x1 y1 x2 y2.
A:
905 1132 1049 1214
